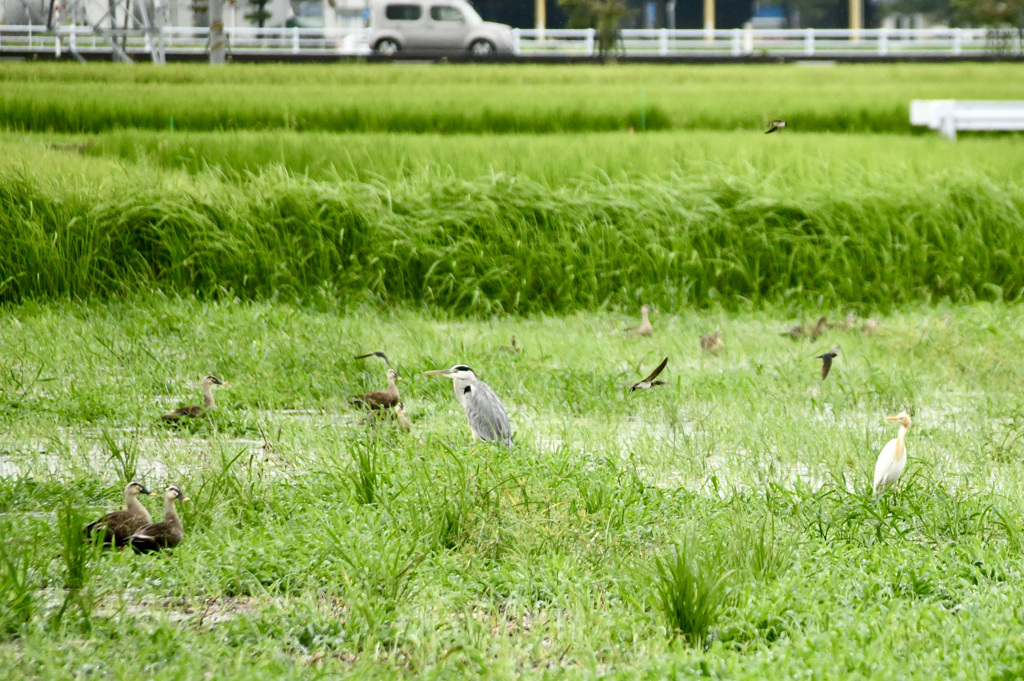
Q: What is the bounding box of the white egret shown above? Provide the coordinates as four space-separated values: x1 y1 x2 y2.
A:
873 412 912 494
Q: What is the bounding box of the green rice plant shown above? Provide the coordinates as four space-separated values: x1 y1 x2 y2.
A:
348 437 386 506
0 525 36 639
654 539 731 647
51 498 103 632
742 516 793 583
99 428 139 483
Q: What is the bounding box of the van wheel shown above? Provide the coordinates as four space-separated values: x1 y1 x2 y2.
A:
375 39 400 56
469 39 495 57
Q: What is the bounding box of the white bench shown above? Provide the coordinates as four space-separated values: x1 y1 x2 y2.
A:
910 100 1024 141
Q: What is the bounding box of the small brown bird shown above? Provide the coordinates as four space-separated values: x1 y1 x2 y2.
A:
815 347 840 380
782 316 828 341
629 357 669 394
765 119 786 134
354 351 394 369
352 368 403 411
161 375 224 422
861 318 881 334
627 305 655 336
82 481 154 547
699 330 725 354
128 485 188 554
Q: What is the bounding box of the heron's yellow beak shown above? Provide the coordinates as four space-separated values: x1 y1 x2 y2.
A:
425 369 452 377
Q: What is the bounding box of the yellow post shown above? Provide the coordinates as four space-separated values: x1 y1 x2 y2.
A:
849 0 862 43
536 0 546 41
703 0 715 42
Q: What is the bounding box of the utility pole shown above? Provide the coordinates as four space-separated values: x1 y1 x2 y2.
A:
667 1 676 30
209 0 225 63
535 0 546 40
849 0 862 43
703 0 714 41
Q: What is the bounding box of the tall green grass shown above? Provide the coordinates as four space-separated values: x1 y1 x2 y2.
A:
0 63 1018 134
0 163 1020 312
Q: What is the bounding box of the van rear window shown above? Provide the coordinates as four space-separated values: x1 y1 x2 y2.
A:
385 4 422 20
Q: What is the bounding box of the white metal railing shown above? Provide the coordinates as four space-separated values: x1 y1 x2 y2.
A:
0 24 1017 60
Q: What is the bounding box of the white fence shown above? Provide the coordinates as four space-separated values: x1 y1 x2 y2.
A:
0 25 1018 60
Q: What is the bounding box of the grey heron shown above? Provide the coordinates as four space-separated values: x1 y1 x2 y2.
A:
355 351 395 369
162 375 225 422
629 357 669 394
765 120 786 134
352 368 402 411
627 304 655 336
700 330 724 354
815 347 840 380
425 364 512 449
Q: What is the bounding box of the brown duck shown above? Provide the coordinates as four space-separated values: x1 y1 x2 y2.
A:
82 481 154 546
626 305 655 336
699 330 725 354
128 485 188 553
162 375 224 422
352 368 402 411
781 316 828 341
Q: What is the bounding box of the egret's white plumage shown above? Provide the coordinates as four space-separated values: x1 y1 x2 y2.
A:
873 412 912 494
425 365 513 449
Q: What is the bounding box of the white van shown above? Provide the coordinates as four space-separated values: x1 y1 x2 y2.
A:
369 1 515 57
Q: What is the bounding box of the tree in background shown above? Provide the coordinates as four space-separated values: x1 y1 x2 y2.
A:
558 0 631 56
953 0 1024 26
245 0 272 28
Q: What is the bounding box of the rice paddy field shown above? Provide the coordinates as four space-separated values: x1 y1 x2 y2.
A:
1 62 1024 679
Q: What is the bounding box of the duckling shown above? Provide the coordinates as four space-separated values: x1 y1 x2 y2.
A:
352 368 402 411
395 402 412 432
827 312 858 330
699 330 725 354
161 375 224 422
861 317 881 334
82 481 154 547
128 485 188 553
626 304 655 336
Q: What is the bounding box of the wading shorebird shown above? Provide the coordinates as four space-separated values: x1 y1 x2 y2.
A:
629 357 669 394
161 375 225 422
83 481 154 547
700 331 725 354
765 119 786 134
425 364 512 449
815 347 840 380
873 412 912 495
352 368 402 411
627 305 655 336
128 485 189 554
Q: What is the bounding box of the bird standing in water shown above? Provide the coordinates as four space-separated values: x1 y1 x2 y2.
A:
815 347 840 380
162 375 225 422
425 365 512 449
873 412 912 494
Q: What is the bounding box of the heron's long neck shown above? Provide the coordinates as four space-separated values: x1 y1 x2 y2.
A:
894 426 908 461
452 377 473 405
164 498 181 527
202 382 216 409
125 492 151 521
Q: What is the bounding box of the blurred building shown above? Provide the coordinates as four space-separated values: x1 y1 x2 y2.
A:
0 0 370 27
